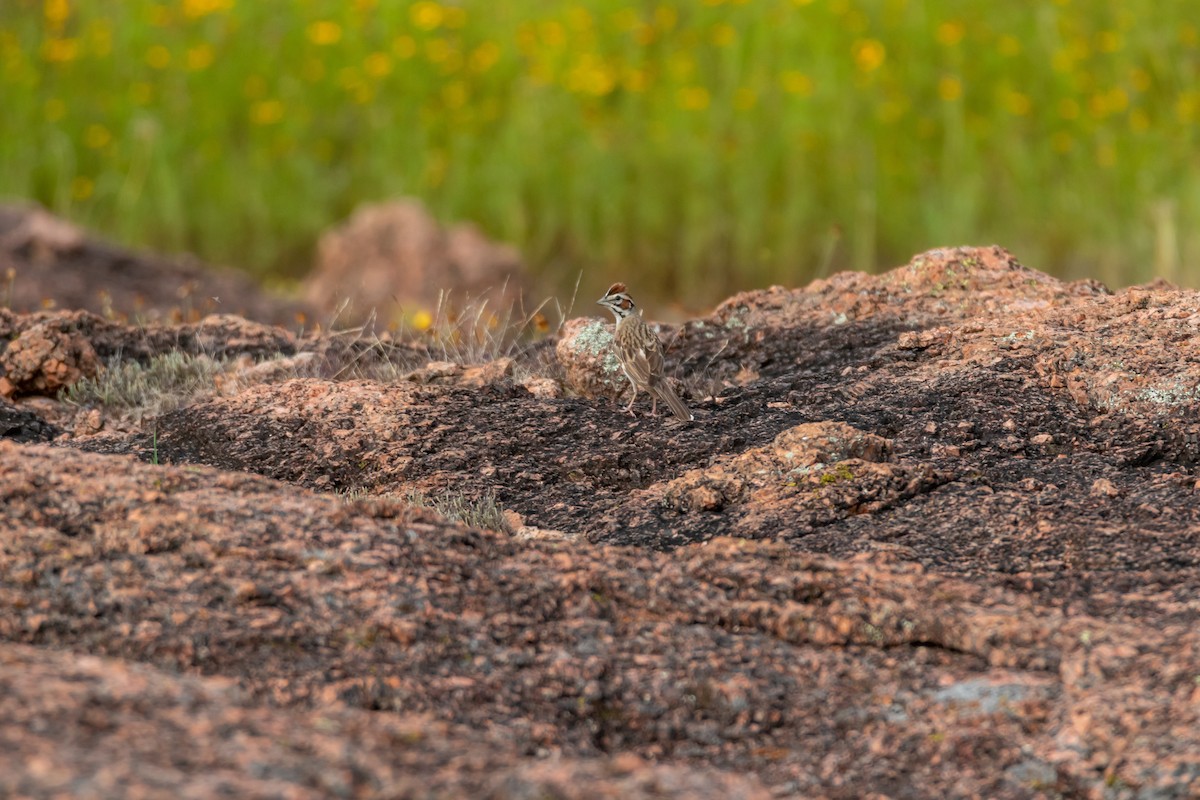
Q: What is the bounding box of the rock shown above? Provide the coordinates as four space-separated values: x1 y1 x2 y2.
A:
4 244 1200 796
74 407 103 436
0 203 306 325
401 358 514 388
213 351 319 394
0 308 298 364
0 397 60 442
0 203 85 257
0 640 770 799
404 360 462 384
519 375 563 399
592 422 938 544
0 319 100 397
556 316 626 401
304 199 527 325
460 357 514 388
4 442 1200 797
556 315 690 406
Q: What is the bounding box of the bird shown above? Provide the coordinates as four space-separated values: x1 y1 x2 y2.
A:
596 282 694 421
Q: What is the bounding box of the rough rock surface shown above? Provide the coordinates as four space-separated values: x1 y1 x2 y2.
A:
0 396 60 442
0 640 769 800
0 203 306 325
0 309 302 364
3 245 1200 797
0 318 101 397
304 198 528 325
557 315 692 405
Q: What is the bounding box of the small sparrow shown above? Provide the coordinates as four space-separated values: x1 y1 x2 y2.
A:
597 282 693 421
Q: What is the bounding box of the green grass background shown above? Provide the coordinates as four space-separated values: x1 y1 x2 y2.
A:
2 0 1198 307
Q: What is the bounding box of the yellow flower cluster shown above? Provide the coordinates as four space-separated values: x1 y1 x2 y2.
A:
0 0 1195 285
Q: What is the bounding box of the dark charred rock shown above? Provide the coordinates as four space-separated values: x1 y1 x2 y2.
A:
0 202 308 325
0 397 59 442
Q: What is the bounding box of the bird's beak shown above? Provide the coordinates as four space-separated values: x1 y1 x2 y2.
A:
596 298 605 306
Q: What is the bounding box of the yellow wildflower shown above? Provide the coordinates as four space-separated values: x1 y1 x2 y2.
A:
781 71 814 96
711 23 736 47
411 2 444 31
250 99 285 125
84 123 111 149
364 52 392 77
70 176 94 200
1005 90 1031 116
44 0 70 28
997 35 1021 56
938 76 961 102
41 37 80 63
182 0 233 20
307 21 342 46
442 81 467 108
468 42 500 73
1096 30 1121 53
145 44 171 69
853 39 886 72
936 21 964 47
187 44 214 71
677 85 710 111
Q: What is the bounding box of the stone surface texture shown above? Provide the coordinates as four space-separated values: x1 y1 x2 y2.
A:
2 245 1199 798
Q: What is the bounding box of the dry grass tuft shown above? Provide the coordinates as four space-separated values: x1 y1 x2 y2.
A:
61 351 227 417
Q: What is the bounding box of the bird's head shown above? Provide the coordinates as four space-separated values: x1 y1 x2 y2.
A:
597 282 636 322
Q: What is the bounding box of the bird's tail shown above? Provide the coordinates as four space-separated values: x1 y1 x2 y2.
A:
653 380 694 421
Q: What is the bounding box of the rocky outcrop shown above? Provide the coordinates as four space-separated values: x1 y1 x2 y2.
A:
0 318 100 397
0 308 300 365
0 203 306 325
0 639 770 799
556 315 692 406
2 245 1200 796
304 199 528 325
2 441 1198 796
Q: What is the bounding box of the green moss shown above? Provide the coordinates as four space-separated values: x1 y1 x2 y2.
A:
818 462 855 485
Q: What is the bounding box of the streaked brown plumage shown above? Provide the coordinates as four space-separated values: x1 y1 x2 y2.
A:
596 282 693 421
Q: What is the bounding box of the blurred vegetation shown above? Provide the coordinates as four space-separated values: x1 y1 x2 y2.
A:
1 0 1198 306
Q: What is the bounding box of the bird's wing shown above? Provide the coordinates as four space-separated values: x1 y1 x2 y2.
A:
620 342 655 388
